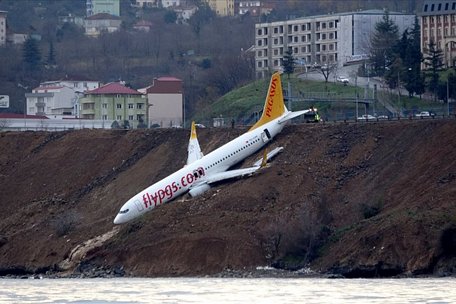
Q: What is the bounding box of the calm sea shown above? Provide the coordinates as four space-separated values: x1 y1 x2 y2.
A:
0 277 455 304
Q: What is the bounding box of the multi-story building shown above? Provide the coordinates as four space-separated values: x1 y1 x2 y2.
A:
84 13 122 37
205 0 234 16
420 0 456 67
0 11 6 46
80 82 146 128
87 0 120 17
146 77 183 128
254 10 415 78
25 79 100 118
238 1 261 16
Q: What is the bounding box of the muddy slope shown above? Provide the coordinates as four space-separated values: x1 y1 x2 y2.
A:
0 121 455 277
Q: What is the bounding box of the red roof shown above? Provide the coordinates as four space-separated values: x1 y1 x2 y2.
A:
0 113 48 119
156 77 182 82
86 82 142 95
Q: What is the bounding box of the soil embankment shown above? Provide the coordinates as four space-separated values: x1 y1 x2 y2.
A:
0 120 455 277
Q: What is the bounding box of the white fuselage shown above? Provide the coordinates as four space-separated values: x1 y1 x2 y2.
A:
113 117 286 224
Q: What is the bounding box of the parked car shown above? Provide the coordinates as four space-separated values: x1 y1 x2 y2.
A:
357 114 376 120
337 76 350 84
377 115 389 120
414 111 435 118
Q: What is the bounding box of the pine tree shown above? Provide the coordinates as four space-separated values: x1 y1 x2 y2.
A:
369 10 399 76
47 40 56 66
424 41 444 101
282 49 295 78
22 37 41 72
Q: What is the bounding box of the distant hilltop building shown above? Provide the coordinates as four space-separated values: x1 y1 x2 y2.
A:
87 0 120 17
84 13 122 37
254 9 415 78
420 0 456 67
0 11 6 46
238 1 272 16
204 0 234 16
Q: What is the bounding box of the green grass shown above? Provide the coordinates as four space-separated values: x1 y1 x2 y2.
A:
193 73 449 123
196 75 374 121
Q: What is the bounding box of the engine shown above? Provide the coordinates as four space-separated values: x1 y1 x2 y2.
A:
188 184 211 197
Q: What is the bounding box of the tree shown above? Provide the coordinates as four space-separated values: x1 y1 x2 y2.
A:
22 37 41 72
402 17 425 97
164 10 177 24
424 41 444 101
47 40 56 66
282 49 295 78
369 10 399 76
316 62 338 83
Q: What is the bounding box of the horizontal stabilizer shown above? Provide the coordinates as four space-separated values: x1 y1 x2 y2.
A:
278 109 313 124
253 147 284 167
205 166 260 184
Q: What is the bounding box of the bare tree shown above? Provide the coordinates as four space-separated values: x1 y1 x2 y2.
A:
315 62 338 83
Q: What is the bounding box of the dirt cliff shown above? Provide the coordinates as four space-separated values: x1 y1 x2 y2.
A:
0 120 455 277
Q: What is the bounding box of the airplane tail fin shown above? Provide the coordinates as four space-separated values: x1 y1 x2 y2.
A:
186 121 203 165
249 72 286 131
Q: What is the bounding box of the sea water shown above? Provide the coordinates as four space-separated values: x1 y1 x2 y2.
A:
0 277 455 304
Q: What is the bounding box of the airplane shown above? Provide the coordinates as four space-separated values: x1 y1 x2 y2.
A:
113 72 315 224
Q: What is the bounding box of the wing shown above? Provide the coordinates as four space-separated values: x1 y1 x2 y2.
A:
186 121 204 165
204 166 261 184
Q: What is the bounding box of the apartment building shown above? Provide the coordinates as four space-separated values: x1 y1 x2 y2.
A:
87 0 120 17
0 11 6 46
84 13 122 37
255 10 415 78
25 79 99 118
80 82 146 128
146 77 183 128
205 0 234 16
420 0 456 67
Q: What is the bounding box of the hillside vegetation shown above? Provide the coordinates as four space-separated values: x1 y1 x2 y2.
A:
0 0 424 119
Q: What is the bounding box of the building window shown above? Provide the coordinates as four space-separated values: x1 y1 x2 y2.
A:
257 50 262 57
137 114 144 121
137 103 144 109
257 29 262 35
128 103 134 109
102 103 107 109
117 115 122 120
102 115 108 120
128 115 134 120
116 104 122 109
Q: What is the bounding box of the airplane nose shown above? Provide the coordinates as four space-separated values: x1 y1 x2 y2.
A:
113 214 123 225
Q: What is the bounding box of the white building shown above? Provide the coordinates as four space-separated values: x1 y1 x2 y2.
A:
25 79 100 118
84 13 122 37
0 11 6 46
254 10 415 78
162 0 181 8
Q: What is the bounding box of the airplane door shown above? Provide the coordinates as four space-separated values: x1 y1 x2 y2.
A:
133 199 144 212
261 128 272 143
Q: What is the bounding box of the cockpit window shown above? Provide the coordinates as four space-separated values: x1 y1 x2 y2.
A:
119 209 129 214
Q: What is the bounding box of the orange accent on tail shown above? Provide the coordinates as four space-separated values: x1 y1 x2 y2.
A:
190 121 197 139
249 72 286 131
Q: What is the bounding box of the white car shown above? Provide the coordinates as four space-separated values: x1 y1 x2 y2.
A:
337 76 349 84
414 111 434 118
357 114 376 121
